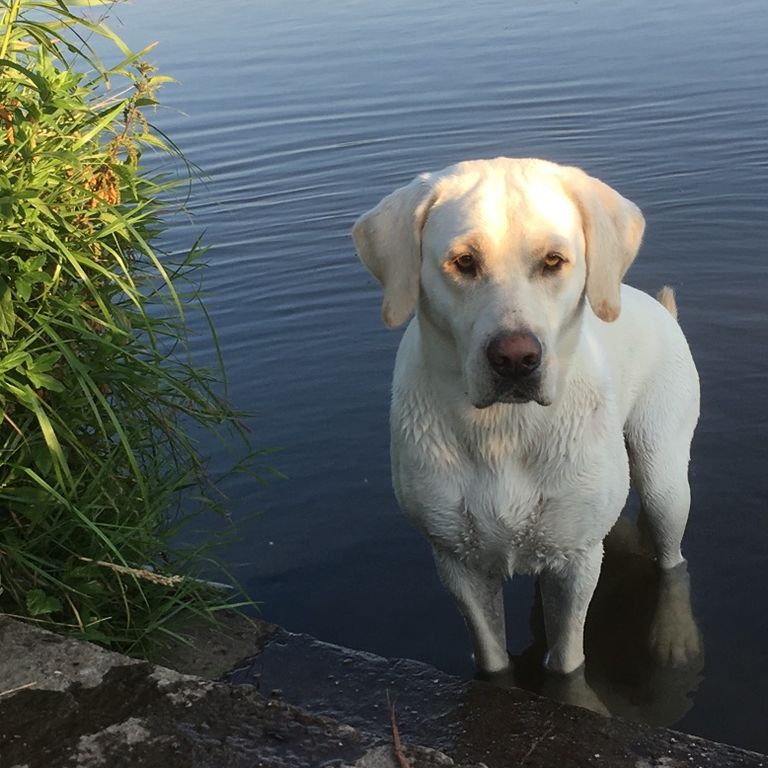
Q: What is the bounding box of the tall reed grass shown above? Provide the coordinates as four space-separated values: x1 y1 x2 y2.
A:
0 0 257 655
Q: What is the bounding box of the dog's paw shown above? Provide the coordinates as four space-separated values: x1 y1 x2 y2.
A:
475 665 516 690
649 565 703 667
650 606 702 666
540 666 610 716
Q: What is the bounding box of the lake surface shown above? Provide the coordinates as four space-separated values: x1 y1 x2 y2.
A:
113 0 768 752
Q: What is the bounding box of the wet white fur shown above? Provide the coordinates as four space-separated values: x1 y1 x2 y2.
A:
353 158 699 675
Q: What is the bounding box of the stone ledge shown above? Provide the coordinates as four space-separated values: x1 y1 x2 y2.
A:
0 616 765 768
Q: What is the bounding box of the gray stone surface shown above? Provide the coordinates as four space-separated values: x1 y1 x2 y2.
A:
0 618 468 768
0 617 140 693
0 616 765 768
0 660 367 767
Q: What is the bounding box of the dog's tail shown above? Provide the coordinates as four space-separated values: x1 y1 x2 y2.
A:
657 285 678 320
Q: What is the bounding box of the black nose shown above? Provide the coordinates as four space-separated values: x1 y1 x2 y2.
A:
486 331 542 379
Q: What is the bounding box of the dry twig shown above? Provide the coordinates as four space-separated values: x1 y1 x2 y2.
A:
387 691 412 768
0 681 37 698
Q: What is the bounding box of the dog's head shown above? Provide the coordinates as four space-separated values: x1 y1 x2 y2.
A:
353 158 644 408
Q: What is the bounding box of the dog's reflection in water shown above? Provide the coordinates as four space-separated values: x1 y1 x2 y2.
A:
490 516 704 726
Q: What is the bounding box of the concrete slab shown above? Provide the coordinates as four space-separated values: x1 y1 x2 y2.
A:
1 616 765 768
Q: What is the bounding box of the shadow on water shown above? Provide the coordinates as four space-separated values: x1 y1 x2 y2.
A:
492 516 704 728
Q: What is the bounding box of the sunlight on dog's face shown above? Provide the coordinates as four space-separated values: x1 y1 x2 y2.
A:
418 166 588 408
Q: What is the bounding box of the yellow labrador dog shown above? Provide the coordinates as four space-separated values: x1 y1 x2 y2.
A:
353 158 699 678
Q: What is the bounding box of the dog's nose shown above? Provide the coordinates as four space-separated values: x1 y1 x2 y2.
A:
486 331 542 379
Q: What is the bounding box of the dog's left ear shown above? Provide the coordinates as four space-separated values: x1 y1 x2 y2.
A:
352 173 437 328
560 166 645 322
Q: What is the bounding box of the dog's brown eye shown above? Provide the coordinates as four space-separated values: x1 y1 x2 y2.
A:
543 252 566 271
454 253 478 276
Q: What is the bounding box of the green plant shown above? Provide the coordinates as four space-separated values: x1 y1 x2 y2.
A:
0 0 254 655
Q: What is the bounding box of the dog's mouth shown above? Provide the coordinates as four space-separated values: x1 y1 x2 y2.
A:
496 390 552 407
473 379 552 409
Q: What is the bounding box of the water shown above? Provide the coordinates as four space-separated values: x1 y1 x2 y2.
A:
111 0 768 752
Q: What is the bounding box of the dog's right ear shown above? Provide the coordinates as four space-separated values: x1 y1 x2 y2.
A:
352 173 436 328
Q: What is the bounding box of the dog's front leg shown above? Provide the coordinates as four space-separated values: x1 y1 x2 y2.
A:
433 549 509 674
540 543 603 674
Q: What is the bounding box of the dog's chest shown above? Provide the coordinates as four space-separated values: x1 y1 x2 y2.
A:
451 437 602 572
393 386 628 573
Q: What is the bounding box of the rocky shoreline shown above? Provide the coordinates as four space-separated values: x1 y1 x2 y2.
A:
0 615 764 767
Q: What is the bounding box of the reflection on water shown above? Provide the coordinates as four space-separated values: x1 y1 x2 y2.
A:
508 517 704 726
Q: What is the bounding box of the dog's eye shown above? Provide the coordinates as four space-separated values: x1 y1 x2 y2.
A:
454 253 478 277
543 252 566 271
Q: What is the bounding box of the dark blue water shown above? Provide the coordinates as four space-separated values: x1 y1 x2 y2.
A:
112 0 768 751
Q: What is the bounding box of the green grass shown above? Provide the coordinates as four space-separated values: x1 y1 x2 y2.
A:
0 0 260 657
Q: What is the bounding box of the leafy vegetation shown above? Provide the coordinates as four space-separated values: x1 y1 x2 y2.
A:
0 0 253 655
